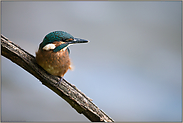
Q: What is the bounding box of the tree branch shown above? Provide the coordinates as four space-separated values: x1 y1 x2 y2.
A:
1 34 114 122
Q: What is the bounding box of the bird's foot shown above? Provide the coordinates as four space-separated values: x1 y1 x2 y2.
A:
56 77 63 86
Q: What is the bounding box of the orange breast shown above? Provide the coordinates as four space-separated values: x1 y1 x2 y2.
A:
35 49 71 77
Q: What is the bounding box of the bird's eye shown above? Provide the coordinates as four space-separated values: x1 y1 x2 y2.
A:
65 38 73 42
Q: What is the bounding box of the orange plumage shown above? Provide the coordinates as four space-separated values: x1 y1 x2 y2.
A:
35 31 88 81
36 41 72 77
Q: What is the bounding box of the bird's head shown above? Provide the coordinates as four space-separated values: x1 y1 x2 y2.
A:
39 31 89 52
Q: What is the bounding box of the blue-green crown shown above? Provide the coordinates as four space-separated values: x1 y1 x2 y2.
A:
39 31 74 49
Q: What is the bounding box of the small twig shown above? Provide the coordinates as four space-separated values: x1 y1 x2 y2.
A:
1 34 114 122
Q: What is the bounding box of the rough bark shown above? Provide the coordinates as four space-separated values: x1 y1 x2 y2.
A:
1 34 114 122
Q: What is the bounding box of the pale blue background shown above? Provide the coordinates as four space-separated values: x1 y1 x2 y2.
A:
1 1 182 122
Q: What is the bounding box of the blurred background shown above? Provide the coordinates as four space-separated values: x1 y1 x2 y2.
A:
1 1 181 122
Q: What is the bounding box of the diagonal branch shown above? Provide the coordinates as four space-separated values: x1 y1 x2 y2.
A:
1 34 114 122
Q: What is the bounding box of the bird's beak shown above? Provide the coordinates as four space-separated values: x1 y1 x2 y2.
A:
68 38 89 44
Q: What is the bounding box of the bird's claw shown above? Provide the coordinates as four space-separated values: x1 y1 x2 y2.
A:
56 77 63 86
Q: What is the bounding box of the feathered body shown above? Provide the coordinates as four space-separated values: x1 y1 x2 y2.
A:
36 41 71 77
36 31 88 79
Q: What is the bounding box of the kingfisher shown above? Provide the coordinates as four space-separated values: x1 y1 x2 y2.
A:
35 31 89 83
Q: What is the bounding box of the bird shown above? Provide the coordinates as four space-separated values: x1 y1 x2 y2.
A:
35 31 89 84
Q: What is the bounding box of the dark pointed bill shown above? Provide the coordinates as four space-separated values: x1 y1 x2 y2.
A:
69 38 89 44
